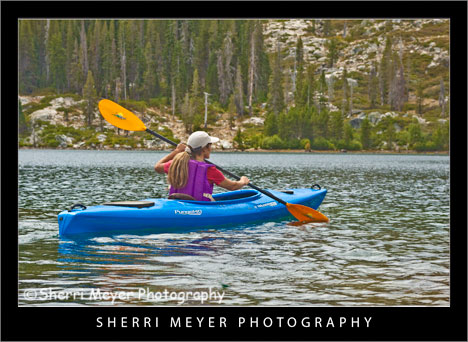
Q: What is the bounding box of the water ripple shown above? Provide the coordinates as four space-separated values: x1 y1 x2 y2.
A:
18 150 449 306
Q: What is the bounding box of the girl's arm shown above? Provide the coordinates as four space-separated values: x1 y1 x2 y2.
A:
217 176 250 191
154 143 186 174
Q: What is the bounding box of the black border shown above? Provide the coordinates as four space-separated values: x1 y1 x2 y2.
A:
3 1 467 341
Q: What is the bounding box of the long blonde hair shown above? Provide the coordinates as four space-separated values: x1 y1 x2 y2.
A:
167 151 191 189
167 145 208 189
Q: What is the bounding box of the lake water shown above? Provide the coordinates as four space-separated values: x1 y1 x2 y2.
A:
18 149 450 306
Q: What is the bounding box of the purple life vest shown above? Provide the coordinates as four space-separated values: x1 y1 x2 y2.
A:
169 160 214 201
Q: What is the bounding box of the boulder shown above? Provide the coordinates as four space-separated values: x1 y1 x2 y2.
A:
349 117 363 129
413 115 428 125
347 78 358 88
97 134 107 143
30 107 58 122
352 109 364 116
368 112 382 125
27 131 42 146
50 97 83 108
242 117 264 126
56 134 74 148
327 103 339 112
217 139 233 149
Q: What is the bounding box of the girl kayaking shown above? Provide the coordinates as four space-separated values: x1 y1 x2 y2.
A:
154 131 250 201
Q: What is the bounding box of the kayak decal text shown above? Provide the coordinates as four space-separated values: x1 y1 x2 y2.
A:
174 209 202 216
255 202 277 209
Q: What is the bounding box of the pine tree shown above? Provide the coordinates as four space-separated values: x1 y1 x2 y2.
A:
326 38 338 68
19 21 39 93
305 65 315 109
233 127 245 150
408 122 422 147
329 111 344 142
247 22 258 115
108 20 120 100
65 20 76 92
48 30 66 92
385 119 395 150
217 30 234 106
264 112 279 136
267 42 284 116
294 37 306 107
438 78 446 117
341 67 349 116
379 37 392 105
390 65 406 111
194 21 210 88
142 40 158 100
292 37 304 94
80 20 89 84
89 20 102 94
318 70 327 114
368 62 379 108
253 20 270 103
234 63 244 116
19 99 29 135
83 70 97 127
44 19 51 84
190 69 203 122
360 117 371 149
326 74 334 104
416 79 424 115
344 122 353 146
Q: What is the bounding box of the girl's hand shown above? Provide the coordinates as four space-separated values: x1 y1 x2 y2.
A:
175 143 187 153
240 176 250 185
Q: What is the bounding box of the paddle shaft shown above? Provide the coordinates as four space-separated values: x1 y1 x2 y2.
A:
146 128 288 205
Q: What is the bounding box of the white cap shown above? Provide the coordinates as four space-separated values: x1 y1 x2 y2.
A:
187 131 219 150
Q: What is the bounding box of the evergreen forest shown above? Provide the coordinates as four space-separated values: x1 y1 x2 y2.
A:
19 19 449 152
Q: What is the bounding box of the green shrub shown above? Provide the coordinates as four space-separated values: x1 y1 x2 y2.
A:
261 135 284 149
244 133 263 150
148 97 168 108
348 140 362 150
31 88 56 96
119 99 147 113
312 137 334 150
23 101 50 116
414 141 438 152
300 138 311 150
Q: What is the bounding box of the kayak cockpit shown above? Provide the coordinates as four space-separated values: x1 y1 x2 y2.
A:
166 189 262 204
212 189 261 202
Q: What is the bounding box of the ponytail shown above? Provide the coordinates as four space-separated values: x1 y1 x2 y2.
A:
167 144 207 189
167 151 191 189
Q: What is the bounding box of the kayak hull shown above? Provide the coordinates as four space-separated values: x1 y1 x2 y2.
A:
58 188 327 236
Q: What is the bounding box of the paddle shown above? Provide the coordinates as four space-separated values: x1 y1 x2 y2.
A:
98 99 329 223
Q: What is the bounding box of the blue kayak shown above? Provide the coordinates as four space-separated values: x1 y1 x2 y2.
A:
58 188 327 236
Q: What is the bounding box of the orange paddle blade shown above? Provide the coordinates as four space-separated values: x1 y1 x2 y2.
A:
286 203 329 223
98 99 147 131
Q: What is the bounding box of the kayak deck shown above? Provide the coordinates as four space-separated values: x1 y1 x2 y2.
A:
58 188 327 236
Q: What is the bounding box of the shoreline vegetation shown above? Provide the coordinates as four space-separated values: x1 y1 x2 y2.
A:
19 19 450 155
